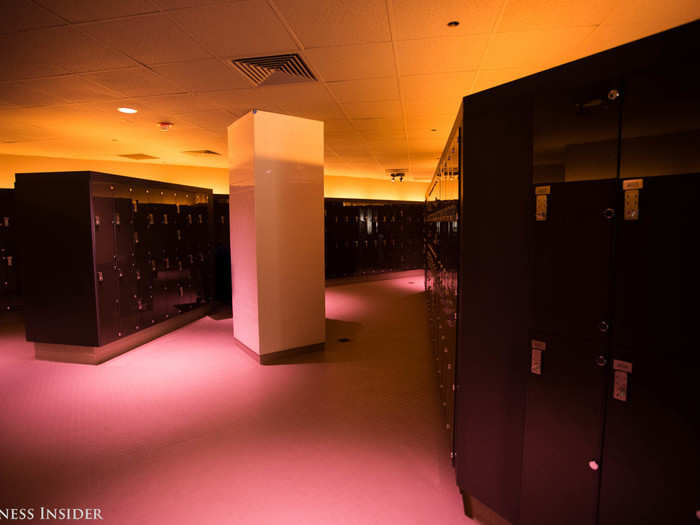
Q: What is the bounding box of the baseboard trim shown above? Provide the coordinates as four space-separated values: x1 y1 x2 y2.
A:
34 304 212 365
233 338 325 365
325 268 423 287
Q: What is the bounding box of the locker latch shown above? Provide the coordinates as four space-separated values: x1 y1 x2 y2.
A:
531 339 546 375
95 215 101 227
133 232 139 244
147 213 154 226
97 271 104 282
132 200 138 212
6 256 12 267
623 179 643 221
114 213 121 226
163 214 168 225
613 359 633 402
535 186 550 222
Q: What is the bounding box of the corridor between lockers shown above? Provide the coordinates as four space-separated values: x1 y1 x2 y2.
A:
0 276 469 525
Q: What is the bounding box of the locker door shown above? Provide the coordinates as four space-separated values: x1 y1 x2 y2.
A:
520 180 617 525
93 197 119 344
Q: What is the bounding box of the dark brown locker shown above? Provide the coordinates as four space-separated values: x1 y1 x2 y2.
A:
598 175 700 525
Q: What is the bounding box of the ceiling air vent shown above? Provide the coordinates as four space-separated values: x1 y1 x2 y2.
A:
119 153 159 160
232 53 316 87
183 149 221 157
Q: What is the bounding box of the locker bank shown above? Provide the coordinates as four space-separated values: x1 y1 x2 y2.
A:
0 3 698 525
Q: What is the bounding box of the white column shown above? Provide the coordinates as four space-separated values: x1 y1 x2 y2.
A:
228 110 325 361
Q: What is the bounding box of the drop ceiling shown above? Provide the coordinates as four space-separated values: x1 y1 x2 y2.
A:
0 0 697 182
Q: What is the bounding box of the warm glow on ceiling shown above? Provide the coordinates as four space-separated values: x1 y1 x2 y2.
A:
117 107 138 114
0 0 697 183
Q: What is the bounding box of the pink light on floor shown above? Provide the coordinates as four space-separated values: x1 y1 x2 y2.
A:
0 278 470 524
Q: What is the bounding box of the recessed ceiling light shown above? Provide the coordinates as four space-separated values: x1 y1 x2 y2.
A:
447 20 460 27
431 128 437 132
117 107 138 114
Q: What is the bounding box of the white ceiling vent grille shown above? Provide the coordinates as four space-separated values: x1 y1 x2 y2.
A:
232 53 316 87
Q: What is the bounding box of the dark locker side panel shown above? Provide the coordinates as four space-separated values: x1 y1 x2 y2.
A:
455 87 532 524
15 172 100 345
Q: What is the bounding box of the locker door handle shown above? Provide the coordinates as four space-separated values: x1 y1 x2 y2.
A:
598 321 609 333
588 460 600 471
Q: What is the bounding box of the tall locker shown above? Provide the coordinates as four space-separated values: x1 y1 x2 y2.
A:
520 76 622 525
598 49 700 524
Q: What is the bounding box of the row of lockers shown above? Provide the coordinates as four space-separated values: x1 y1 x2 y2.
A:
0 189 20 313
325 199 424 278
450 21 699 525
15 171 215 348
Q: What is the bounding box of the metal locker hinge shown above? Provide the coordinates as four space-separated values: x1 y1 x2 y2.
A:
623 179 643 221
531 339 546 375
97 272 104 282
613 360 633 402
535 186 550 222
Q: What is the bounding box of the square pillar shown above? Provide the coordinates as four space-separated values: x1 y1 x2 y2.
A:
227 110 325 363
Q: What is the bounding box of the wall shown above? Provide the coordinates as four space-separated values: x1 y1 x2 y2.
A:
0 154 428 201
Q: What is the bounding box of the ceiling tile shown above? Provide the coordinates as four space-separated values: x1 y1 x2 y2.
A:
392 0 503 40
26 26 136 73
342 100 403 120
139 92 228 115
34 0 160 23
0 1 66 34
351 117 404 134
480 27 596 70
176 109 238 133
327 77 399 103
81 13 210 65
497 0 614 32
152 59 252 91
575 0 700 56
258 83 345 121
86 67 183 96
194 88 283 115
29 76 123 102
304 43 395 81
274 0 390 47
0 82 68 107
396 35 489 75
168 2 297 58
401 71 475 116
471 68 527 94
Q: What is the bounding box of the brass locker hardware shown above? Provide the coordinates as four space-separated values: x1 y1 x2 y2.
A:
95 215 101 227
6 256 12 267
97 272 104 282
588 460 600 471
602 208 616 220
135 270 141 280
623 179 643 221
220 215 225 224
109 185 115 191
129 187 134 193
147 213 154 225
163 214 168 225
535 185 551 222
179 286 184 297
599 320 610 333
596 355 607 367
176 229 182 241
176 203 180 214
132 200 138 212
187 214 193 225
531 339 546 375
198 214 203 224
3 216 9 227
607 89 620 100
133 232 139 244
114 213 120 226
613 360 633 402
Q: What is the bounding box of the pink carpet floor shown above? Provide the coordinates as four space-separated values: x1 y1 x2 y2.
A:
0 276 471 524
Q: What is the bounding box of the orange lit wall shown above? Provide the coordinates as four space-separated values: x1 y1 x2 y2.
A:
0 154 429 201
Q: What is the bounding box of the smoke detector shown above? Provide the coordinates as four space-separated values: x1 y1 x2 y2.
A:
158 121 173 132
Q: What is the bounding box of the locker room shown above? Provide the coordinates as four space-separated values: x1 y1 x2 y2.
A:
0 5 698 525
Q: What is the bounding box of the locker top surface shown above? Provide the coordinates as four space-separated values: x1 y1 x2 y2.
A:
15 171 213 195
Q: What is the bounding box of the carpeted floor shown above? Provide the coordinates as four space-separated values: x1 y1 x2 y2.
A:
0 276 470 524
